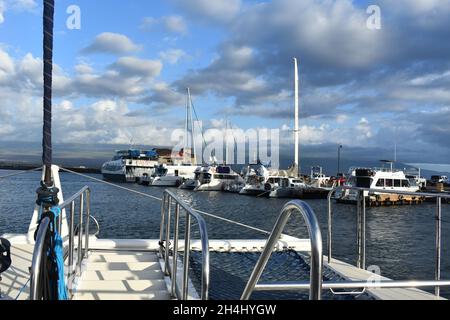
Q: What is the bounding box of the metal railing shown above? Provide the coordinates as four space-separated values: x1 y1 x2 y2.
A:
328 186 450 297
159 189 210 300
30 186 91 300
241 200 323 300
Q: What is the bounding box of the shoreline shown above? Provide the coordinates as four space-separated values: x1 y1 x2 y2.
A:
0 163 101 174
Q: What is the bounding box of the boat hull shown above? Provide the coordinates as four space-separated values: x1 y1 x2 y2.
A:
102 173 128 183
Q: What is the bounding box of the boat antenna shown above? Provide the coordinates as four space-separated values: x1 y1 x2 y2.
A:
293 57 300 177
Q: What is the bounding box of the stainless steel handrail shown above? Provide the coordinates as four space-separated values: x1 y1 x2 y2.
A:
328 185 449 297
30 217 51 300
159 189 210 300
241 200 323 300
29 186 91 300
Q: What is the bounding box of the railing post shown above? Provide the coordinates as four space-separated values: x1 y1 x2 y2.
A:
356 190 362 268
159 193 167 258
327 189 335 264
361 190 366 270
183 214 191 300
171 204 180 297
77 193 84 275
241 201 323 300
164 197 172 276
435 196 442 297
68 201 75 277
84 190 90 259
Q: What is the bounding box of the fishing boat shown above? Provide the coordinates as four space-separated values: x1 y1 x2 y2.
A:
309 166 332 188
101 149 159 183
138 164 184 187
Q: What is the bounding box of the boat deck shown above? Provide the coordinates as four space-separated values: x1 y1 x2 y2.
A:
0 236 446 301
0 238 33 300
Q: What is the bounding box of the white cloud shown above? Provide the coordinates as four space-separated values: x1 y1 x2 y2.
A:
159 49 186 64
172 0 242 23
0 1 5 24
142 15 188 35
11 0 37 11
82 33 142 55
112 56 163 78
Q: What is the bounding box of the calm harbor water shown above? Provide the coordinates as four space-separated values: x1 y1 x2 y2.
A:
1 169 450 298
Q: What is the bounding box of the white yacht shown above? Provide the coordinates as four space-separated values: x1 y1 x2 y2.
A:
239 163 271 196
195 165 244 192
338 161 421 203
101 149 159 183
138 164 187 187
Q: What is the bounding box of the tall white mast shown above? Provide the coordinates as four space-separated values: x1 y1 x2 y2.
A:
294 58 300 177
184 88 189 164
188 88 197 165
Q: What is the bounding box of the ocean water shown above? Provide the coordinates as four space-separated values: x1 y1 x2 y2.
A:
1 169 450 298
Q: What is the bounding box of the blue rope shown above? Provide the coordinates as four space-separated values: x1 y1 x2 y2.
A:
49 207 68 300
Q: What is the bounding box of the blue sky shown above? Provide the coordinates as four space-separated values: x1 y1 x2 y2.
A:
1 0 450 165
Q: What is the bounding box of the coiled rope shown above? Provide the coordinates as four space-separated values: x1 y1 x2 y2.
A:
59 167 270 235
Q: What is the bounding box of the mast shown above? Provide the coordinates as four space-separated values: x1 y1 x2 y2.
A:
294 58 300 177
42 0 55 186
184 88 189 164
188 88 197 165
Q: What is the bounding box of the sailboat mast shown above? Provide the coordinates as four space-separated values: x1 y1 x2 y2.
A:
188 88 197 165
42 0 55 185
184 88 189 164
294 58 300 177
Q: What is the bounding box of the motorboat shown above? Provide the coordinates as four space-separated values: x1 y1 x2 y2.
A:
101 149 159 183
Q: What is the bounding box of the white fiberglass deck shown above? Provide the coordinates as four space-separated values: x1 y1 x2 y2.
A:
0 235 446 301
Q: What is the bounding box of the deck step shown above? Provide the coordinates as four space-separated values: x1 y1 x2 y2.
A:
73 291 171 300
72 250 171 300
86 262 160 271
76 279 167 292
82 270 165 281
88 252 159 263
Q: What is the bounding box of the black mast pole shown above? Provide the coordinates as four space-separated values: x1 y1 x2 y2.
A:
42 0 54 186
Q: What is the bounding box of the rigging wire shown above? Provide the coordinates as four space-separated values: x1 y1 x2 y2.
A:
0 167 43 180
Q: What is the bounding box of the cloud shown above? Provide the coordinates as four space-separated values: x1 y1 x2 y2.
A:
111 57 162 78
82 32 142 55
171 0 242 23
11 0 37 11
141 15 188 35
0 1 4 24
159 49 186 64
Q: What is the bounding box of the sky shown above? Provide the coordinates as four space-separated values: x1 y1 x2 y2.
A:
1 0 450 168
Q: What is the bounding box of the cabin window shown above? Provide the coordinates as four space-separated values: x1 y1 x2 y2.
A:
394 179 401 187
385 179 393 187
402 180 410 187
376 179 384 187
